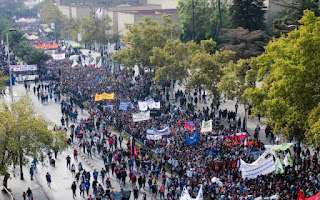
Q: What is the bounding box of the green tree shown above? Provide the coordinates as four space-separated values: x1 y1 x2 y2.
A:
219 27 270 59
0 96 67 188
40 0 68 39
151 39 200 84
177 0 231 43
0 71 8 91
0 17 10 38
62 18 81 41
186 39 236 100
243 10 320 144
230 0 266 30
113 15 178 73
80 11 112 45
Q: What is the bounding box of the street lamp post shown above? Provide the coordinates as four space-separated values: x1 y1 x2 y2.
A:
166 15 174 101
6 29 16 102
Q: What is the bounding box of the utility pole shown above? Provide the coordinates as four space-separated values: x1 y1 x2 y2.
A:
192 0 195 41
6 29 17 103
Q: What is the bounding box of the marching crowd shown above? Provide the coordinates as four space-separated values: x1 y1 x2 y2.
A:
35 57 320 200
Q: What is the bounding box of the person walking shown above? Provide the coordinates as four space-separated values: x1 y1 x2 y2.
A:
133 186 139 200
79 181 85 197
66 155 71 169
73 149 78 161
159 183 165 200
46 172 51 187
29 165 34 180
26 187 32 200
71 181 77 199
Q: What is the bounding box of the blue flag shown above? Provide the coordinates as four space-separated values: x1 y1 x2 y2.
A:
94 77 100 83
185 130 199 145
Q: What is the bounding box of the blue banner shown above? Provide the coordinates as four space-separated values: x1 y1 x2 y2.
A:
206 150 219 156
118 101 134 111
185 130 199 145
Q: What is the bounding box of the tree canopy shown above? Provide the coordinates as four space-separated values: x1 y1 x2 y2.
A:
177 0 231 43
113 15 178 73
244 10 320 145
230 0 266 30
0 96 67 188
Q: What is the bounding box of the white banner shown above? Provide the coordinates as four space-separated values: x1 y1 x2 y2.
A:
201 120 212 133
240 149 275 179
150 101 160 109
147 127 171 136
254 195 279 200
146 134 162 140
52 53 66 60
132 111 150 122
10 65 37 71
138 101 148 111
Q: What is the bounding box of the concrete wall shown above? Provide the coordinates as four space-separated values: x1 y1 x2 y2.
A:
117 12 135 35
147 0 179 9
264 0 293 28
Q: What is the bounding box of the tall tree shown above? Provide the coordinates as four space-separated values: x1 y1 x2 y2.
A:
0 96 67 188
244 10 320 144
39 0 68 39
113 15 178 73
273 0 320 31
230 0 266 31
150 39 200 84
186 39 235 101
219 27 270 59
80 11 112 45
177 0 231 43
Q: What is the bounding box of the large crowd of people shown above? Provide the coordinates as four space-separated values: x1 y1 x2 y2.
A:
35 53 320 200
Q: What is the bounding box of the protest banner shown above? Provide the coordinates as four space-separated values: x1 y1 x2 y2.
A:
132 111 150 122
240 149 275 179
147 127 171 136
201 120 212 133
138 101 148 111
52 53 66 60
10 65 37 72
146 134 162 140
95 93 115 101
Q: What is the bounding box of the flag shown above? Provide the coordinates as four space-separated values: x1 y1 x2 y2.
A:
284 152 292 166
274 157 284 174
178 118 181 125
85 57 90 66
196 185 203 200
80 56 84 66
185 130 199 145
72 59 77 67
95 8 103 20
297 190 305 200
91 57 96 67
94 77 100 83
185 121 188 129
97 58 102 68
130 137 136 157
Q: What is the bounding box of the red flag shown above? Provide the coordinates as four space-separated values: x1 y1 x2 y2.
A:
189 126 193 131
297 190 305 200
178 119 181 125
306 191 320 200
184 121 188 129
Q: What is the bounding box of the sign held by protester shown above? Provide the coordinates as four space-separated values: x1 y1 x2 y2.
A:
52 53 66 60
132 111 150 122
10 65 37 71
240 149 275 179
95 93 114 101
185 130 199 145
201 120 212 132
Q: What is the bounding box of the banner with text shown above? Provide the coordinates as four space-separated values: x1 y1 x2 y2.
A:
10 65 37 72
132 111 150 122
201 120 212 133
240 149 275 179
52 53 66 60
147 127 171 136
